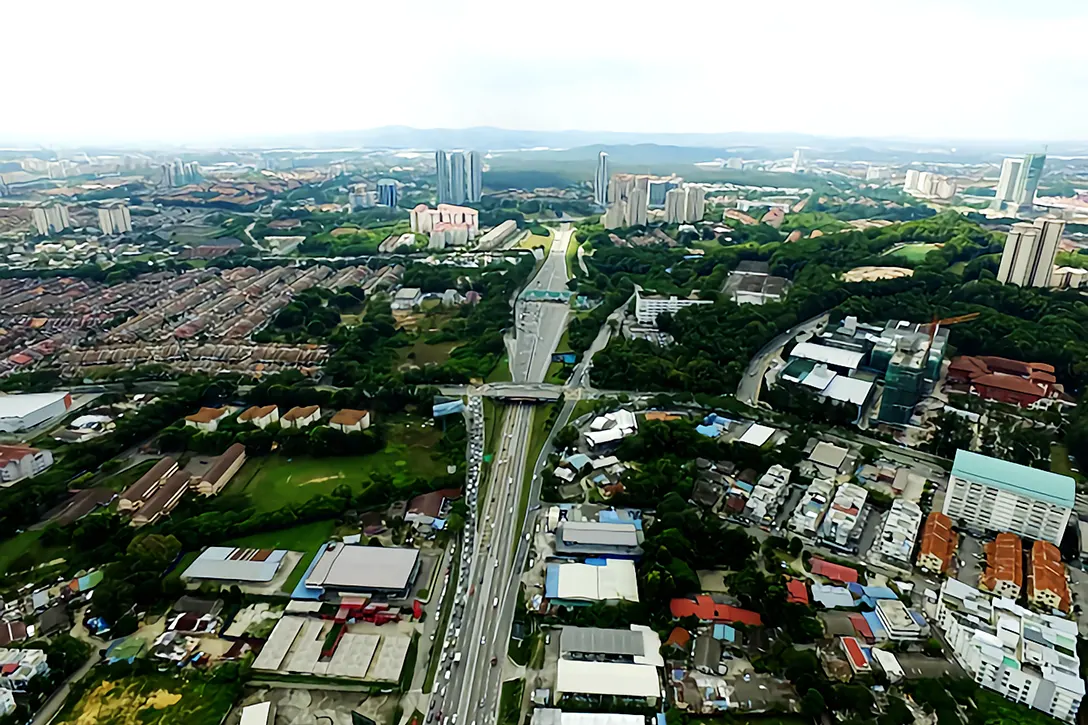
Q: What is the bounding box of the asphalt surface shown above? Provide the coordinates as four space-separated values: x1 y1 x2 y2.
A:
736 312 829 405
432 225 575 725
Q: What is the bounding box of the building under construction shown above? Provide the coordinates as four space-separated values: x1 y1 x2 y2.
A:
870 321 949 425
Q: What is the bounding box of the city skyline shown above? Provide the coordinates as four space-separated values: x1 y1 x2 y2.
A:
4 0 1088 145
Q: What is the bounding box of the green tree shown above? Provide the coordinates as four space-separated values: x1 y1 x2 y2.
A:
802 689 826 721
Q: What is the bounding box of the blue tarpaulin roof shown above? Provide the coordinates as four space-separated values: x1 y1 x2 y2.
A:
696 424 722 438
712 624 737 642
544 564 561 598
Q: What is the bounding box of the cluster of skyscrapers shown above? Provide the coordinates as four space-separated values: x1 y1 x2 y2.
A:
436 150 482 205
992 153 1046 212
903 169 957 201
160 160 202 188
31 203 70 236
996 217 1066 288
97 203 132 235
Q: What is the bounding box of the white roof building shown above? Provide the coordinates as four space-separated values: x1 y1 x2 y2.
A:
531 710 645 725
737 423 776 447
819 483 867 548
556 660 661 699
790 342 865 371
0 392 72 433
789 479 834 537
743 464 791 523
935 577 1084 723
868 499 923 571
550 560 639 603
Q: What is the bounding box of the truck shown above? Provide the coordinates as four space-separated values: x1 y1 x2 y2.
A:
453 652 462 664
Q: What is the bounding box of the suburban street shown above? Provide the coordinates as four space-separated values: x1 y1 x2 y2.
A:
736 312 828 405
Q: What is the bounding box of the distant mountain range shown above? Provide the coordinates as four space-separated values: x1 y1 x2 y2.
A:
250 126 1087 163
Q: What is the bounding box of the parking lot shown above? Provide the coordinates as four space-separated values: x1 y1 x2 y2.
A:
955 534 983 586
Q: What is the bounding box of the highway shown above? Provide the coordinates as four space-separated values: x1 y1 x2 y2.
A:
430 225 575 725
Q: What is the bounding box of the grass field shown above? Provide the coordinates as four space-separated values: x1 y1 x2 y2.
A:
228 519 337 551
486 354 512 383
227 424 446 512
884 242 942 261
0 529 66 578
518 230 553 250
498 679 525 725
565 232 580 278
55 673 237 725
396 339 459 369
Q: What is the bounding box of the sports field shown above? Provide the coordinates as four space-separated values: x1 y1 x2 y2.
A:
227 422 447 511
884 242 942 261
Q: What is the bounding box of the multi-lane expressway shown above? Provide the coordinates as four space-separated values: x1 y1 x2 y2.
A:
428 225 575 725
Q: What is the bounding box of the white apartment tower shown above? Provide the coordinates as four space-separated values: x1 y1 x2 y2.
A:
664 188 686 224
994 157 1023 204
684 185 706 222
32 204 70 236
996 218 1066 288
467 151 483 203
624 186 648 227
97 204 132 235
942 450 1073 545
594 152 609 207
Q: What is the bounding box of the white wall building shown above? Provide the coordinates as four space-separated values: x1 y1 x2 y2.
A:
0 445 54 485
411 204 478 238
467 150 483 203
0 391 72 433
624 186 648 227
789 479 834 537
935 578 1083 723
942 450 1073 545
818 482 867 548
429 223 470 249
0 688 14 718
868 499 923 571
32 204 70 236
477 220 518 249
97 203 132 235
996 218 1065 288
743 465 791 523
633 289 711 326
0 650 49 691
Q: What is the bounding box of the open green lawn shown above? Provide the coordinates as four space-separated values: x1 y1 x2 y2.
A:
518 231 553 250
0 529 66 578
397 339 459 368
226 424 446 512
228 518 337 551
55 673 238 725
486 354 512 383
565 233 580 278
884 242 942 261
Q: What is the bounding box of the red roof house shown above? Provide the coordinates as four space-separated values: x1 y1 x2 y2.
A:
810 558 859 584
786 578 809 605
670 595 762 626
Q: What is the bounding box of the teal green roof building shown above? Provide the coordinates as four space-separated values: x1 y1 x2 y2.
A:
951 450 1075 508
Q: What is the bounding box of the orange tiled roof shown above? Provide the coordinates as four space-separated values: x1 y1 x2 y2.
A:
917 512 956 573
982 533 1022 592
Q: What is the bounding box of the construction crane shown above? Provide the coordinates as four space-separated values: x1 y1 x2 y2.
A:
922 312 980 353
920 312 980 330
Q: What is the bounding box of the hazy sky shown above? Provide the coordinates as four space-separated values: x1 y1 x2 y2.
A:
6 0 1088 145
